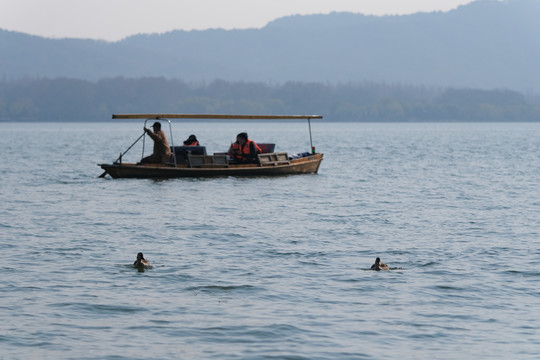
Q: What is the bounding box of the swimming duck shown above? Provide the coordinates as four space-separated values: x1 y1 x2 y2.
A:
370 257 389 271
133 252 152 268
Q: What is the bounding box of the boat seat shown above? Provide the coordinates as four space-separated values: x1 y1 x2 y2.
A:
171 145 207 164
258 143 275 154
258 152 290 166
188 154 229 167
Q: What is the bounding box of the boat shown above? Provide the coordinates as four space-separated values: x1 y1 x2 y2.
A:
98 114 324 178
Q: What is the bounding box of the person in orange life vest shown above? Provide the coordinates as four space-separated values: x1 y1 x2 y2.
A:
140 122 173 164
228 132 262 164
183 134 200 146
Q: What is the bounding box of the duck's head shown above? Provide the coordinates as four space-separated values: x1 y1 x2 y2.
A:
375 257 381 265
137 252 145 261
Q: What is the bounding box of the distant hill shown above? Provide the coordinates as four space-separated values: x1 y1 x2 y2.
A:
0 0 539 91
2 77 539 122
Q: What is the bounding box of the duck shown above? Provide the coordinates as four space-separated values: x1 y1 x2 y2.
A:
133 252 152 268
370 257 389 271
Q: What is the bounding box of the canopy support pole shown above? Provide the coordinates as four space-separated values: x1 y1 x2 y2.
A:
308 118 315 154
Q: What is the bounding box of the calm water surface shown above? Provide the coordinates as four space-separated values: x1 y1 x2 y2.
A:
1 121 539 359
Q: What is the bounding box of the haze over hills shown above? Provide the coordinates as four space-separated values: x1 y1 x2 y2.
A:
0 0 538 92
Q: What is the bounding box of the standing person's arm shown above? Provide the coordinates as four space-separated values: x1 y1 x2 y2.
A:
144 128 159 142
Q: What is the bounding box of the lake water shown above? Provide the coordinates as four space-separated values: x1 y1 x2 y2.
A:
1 121 539 359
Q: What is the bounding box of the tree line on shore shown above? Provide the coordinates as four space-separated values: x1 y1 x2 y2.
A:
1 77 539 122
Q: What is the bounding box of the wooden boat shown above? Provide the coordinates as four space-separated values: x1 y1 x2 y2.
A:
98 114 323 179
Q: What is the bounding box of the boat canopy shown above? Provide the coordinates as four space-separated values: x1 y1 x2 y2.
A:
112 114 322 120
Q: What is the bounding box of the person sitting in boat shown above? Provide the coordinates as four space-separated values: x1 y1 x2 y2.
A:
228 132 262 164
141 122 173 164
183 134 200 146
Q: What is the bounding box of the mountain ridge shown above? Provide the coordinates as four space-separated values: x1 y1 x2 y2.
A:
1 0 539 91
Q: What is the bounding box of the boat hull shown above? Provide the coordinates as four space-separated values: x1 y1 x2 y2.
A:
99 153 323 179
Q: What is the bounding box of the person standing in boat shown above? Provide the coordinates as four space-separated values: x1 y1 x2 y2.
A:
183 134 200 146
140 122 173 164
228 132 262 164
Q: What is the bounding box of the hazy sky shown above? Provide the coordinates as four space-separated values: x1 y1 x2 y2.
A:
1 0 476 41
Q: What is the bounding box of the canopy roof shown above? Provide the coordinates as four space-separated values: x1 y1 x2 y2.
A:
112 114 322 120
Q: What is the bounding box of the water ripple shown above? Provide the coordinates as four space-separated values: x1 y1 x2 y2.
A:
2 122 539 359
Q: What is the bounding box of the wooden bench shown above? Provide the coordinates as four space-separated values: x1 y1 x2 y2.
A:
258 152 290 166
188 154 229 167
